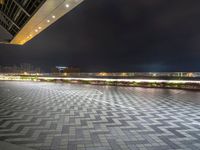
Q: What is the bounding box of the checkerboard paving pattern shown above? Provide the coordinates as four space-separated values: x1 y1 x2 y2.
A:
0 81 200 150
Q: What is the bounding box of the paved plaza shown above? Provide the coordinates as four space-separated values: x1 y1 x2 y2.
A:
0 81 200 150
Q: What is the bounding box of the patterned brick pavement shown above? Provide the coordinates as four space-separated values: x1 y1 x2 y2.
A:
0 81 200 150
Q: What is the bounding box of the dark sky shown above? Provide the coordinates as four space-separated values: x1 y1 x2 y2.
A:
1 0 200 72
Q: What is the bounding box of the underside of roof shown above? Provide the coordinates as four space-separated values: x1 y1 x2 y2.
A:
0 0 83 45
0 0 46 37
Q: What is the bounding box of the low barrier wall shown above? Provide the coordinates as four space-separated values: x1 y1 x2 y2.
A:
1 75 200 90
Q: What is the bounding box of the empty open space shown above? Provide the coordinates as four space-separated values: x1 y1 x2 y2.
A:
0 81 200 150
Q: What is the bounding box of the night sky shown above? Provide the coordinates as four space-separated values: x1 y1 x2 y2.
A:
1 0 200 72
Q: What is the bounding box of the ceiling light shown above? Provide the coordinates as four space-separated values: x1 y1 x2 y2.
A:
66 4 69 8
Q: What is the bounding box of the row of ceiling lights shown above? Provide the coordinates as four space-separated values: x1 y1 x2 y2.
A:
22 3 71 44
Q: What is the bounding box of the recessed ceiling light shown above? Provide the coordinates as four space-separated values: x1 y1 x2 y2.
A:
52 15 56 19
35 29 38 32
66 4 69 8
47 20 50 23
38 27 42 30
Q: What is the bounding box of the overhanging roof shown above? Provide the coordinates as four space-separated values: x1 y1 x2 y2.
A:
0 0 84 45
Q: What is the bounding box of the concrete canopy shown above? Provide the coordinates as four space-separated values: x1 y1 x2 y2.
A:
0 0 84 45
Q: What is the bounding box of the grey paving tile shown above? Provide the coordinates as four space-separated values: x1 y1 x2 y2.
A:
0 81 200 150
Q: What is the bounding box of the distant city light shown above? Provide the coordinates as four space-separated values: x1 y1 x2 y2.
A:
98 72 108 76
24 72 28 75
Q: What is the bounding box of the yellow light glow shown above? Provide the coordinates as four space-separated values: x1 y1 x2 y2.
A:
99 72 107 76
0 0 5 4
52 15 56 19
